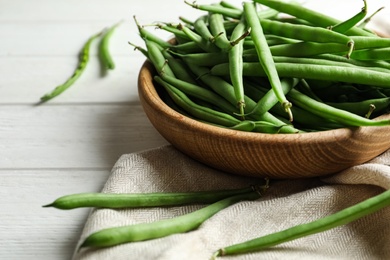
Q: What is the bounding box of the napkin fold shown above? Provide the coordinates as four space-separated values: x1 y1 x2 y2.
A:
73 145 390 260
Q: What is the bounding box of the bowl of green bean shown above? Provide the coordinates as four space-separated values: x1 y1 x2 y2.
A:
137 0 390 179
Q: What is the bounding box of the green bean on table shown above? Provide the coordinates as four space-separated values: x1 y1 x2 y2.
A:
39 31 102 103
99 21 121 70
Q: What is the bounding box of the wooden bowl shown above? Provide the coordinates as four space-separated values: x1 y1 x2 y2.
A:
138 61 390 179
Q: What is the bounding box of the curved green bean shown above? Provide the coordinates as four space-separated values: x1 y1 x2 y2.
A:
155 76 241 127
212 188 390 258
80 190 261 249
99 21 122 70
40 31 102 102
330 0 367 33
253 0 373 36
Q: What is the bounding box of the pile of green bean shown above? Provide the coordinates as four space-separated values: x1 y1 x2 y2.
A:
135 0 390 133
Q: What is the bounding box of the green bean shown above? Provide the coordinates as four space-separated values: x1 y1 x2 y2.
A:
229 120 291 133
247 78 299 117
155 23 189 41
179 16 194 26
133 16 172 49
43 186 256 210
259 19 355 58
185 0 242 19
316 53 390 72
211 62 390 88
219 0 241 10
352 36 390 50
99 21 121 70
330 0 367 33
229 17 247 116
145 40 175 77
243 81 343 130
359 6 385 30
169 41 204 53
194 15 215 42
350 47 390 61
326 97 390 117
161 49 198 85
209 13 232 51
155 76 241 127
287 88 390 127
39 31 102 103
180 24 221 53
160 74 238 114
254 0 374 37
128 42 149 59
80 190 262 249
243 2 292 121
212 189 390 258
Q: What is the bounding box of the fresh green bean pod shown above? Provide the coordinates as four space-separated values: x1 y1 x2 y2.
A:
350 47 390 61
253 0 374 37
99 21 121 70
145 40 175 77
228 17 247 116
211 62 390 88
209 13 232 51
243 2 292 121
330 0 367 33
193 15 215 42
260 18 355 57
134 16 172 49
80 190 261 249
185 1 242 19
287 89 390 127
326 97 390 117
160 74 238 114
155 76 241 127
213 188 390 258
40 31 102 102
43 186 256 210
180 24 221 53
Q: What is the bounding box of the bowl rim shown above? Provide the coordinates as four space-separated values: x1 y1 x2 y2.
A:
138 60 390 143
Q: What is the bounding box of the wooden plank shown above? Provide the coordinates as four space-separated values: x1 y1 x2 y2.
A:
0 104 169 169
0 169 109 260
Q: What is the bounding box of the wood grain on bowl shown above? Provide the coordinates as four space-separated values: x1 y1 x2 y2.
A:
138 61 390 179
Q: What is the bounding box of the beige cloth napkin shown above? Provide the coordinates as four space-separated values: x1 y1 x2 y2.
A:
73 145 390 260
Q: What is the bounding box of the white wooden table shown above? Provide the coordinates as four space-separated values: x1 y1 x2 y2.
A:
1 1 389 259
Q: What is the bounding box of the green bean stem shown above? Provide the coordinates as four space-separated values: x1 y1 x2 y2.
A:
213 188 390 258
40 31 102 102
80 190 262 249
243 2 293 121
